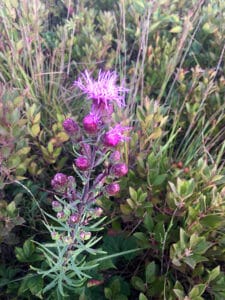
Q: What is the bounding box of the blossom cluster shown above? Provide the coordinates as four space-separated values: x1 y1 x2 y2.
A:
51 70 130 244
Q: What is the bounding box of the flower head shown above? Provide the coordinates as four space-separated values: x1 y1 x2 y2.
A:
103 124 131 147
74 70 128 115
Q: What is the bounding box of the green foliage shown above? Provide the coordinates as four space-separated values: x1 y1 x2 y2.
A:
104 276 130 300
15 239 42 263
0 199 24 245
0 89 31 186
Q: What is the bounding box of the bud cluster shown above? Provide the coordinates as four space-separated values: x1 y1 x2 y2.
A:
50 70 131 247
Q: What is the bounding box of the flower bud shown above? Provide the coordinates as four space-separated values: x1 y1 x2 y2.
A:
75 156 90 171
111 163 128 177
64 236 73 245
57 211 67 221
93 207 103 218
177 161 183 169
83 218 89 226
87 279 104 287
63 118 79 134
51 173 68 189
105 183 120 196
69 214 79 223
83 114 99 134
51 231 60 240
52 200 62 212
80 231 92 241
64 207 71 217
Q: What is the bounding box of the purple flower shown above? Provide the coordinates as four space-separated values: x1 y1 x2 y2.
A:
111 163 128 177
51 173 68 189
74 70 128 114
83 113 101 134
103 124 131 147
105 183 120 196
63 118 79 134
75 156 90 171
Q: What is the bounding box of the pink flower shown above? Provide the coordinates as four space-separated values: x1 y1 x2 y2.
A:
111 163 128 177
75 156 90 171
74 70 128 115
103 124 131 147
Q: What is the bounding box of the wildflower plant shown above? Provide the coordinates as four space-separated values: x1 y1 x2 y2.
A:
33 70 137 297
